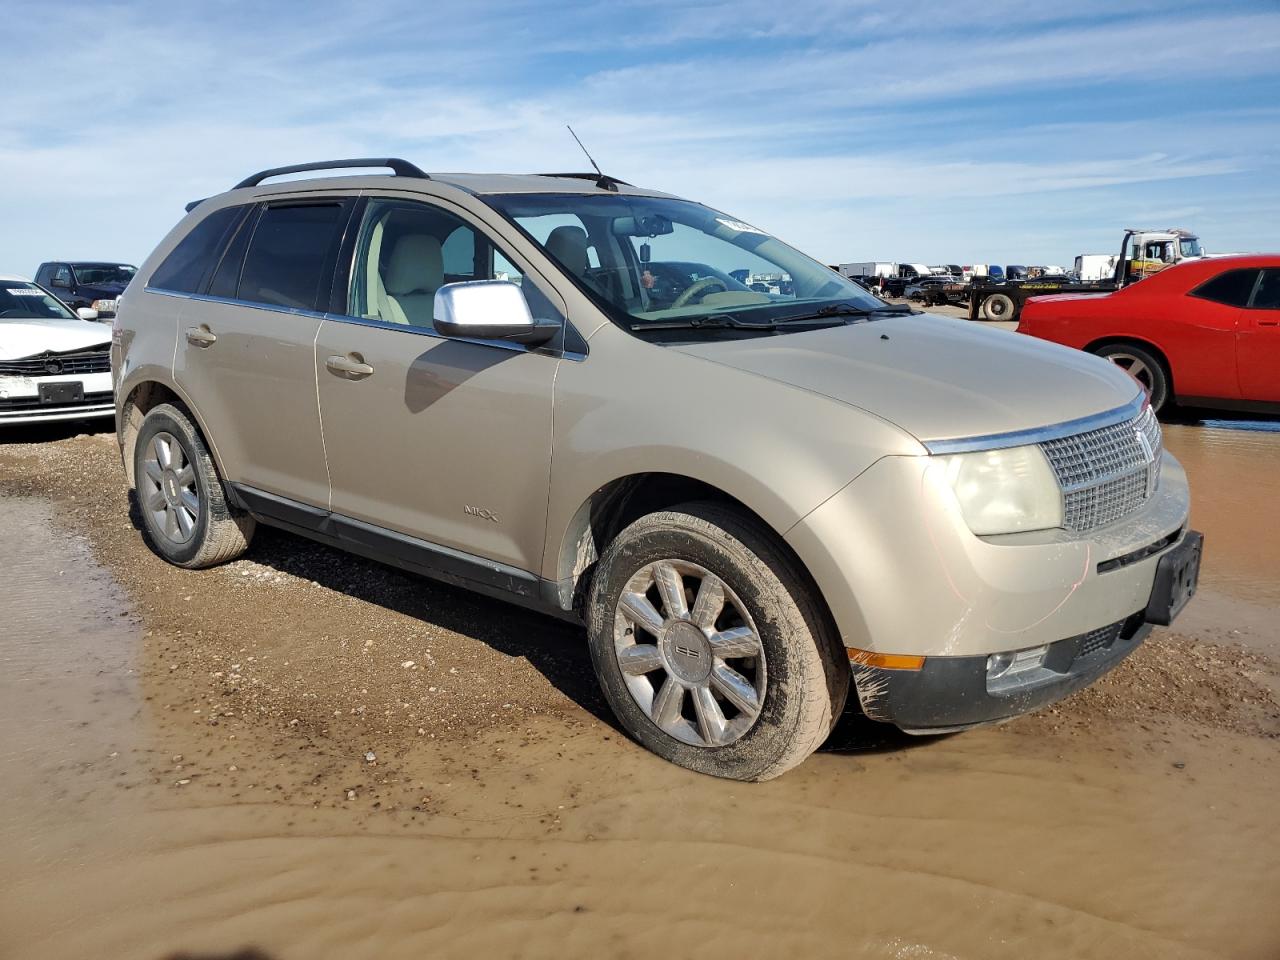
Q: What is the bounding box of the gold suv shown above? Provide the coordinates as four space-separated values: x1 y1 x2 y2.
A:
113 159 1200 779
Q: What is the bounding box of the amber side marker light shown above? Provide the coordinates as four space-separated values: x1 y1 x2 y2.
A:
848 649 926 670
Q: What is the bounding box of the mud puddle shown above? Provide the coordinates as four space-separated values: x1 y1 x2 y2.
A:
1 428 1279 959
1162 420 1280 659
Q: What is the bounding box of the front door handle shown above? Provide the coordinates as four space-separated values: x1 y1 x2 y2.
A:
325 354 375 379
185 325 217 347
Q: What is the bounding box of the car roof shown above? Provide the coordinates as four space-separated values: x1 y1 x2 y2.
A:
1127 253 1280 292
1169 254 1280 280
227 171 679 201
1194 253 1280 267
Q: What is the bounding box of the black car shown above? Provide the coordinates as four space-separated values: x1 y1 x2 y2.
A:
33 261 137 318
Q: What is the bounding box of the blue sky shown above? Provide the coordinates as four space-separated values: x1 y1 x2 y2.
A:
2 0 1277 274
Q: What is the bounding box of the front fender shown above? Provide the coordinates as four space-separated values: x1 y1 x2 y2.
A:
540 324 922 581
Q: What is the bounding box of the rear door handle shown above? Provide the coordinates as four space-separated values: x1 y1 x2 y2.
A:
325 354 375 379
185 325 217 347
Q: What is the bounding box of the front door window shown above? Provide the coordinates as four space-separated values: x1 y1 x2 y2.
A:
349 199 558 333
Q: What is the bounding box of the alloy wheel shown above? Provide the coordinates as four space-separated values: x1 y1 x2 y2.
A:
139 431 200 544
1105 352 1154 394
613 559 766 748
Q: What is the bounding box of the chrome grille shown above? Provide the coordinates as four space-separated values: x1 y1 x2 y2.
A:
1040 405 1162 533
0 347 111 376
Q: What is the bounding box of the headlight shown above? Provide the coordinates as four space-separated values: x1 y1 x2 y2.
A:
936 444 1062 535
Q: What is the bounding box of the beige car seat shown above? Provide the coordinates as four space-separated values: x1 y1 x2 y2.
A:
545 225 590 279
372 231 444 327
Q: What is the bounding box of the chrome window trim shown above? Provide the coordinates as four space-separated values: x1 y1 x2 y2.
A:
922 393 1147 455
144 287 585 361
322 310 582 360
145 286 330 321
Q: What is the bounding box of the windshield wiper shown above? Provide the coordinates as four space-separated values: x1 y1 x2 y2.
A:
777 303 917 323
631 314 783 332
631 304 916 334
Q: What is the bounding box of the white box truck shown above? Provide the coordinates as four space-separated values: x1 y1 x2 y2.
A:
837 262 896 280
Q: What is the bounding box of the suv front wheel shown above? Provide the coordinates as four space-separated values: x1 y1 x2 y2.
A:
133 403 255 568
586 502 849 781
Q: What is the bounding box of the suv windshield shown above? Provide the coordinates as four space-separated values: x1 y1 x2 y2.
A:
72 263 136 284
0 282 78 321
487 193 885 331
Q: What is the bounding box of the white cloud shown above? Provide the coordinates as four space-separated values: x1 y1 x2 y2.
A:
0 0 1275 271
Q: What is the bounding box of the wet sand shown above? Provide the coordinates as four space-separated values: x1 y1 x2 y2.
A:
1 423 1278 960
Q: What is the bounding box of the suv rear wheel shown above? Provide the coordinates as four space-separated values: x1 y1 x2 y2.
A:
586 502 848 781
134 403 255 568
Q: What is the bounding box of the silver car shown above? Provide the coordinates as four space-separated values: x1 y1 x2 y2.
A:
112 158 1201 780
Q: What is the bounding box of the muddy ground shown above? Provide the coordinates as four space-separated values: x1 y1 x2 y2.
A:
2 416 1279 960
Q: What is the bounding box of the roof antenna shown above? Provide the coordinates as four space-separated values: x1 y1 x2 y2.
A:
566 125 617 191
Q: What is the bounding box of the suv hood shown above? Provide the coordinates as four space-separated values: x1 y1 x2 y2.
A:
671 313 1140 445
0 319 112 361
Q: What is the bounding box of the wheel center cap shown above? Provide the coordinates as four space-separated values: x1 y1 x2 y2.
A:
662 620 712 684
162 470 180 505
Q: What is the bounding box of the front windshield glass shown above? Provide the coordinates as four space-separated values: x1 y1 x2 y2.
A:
72 263 136 284
487 193 885 329
0 282 78 321
1179 238 1203 258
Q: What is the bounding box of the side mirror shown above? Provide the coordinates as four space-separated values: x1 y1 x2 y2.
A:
51 276 70 288
76 307 99 321
433 281 557 347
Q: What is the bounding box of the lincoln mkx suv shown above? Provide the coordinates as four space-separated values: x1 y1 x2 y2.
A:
112 158 1200 780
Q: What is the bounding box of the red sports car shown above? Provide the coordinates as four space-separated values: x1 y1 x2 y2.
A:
1018 255 1280 415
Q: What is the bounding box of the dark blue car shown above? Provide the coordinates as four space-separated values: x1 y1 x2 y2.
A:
33 261 136 318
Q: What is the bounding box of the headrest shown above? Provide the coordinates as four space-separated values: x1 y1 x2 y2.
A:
545 225 589 278
385 234 443 295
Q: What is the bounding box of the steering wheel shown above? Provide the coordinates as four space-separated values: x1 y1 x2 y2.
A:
672 276 728 309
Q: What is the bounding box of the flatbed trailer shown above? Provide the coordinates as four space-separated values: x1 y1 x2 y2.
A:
921 226 1204 321
923 278 1118 321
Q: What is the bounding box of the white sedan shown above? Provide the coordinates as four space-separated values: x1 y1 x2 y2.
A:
0 276 113 425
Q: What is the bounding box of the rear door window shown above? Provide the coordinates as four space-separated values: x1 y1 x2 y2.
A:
149 206 247 294
206 208 258 300
1191 268 1260 308
237 203 348 310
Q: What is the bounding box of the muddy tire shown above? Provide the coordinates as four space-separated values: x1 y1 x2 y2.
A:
1092 342 1171 413
133 403 254 568
586 501 849 781
981 293 1016 321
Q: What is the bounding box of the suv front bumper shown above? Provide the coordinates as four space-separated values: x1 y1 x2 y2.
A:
786 452 1192 659
859 615 1151 732
850 528 1201 731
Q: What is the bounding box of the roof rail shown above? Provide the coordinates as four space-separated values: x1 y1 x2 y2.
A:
537 172 630 192
234 158 430 190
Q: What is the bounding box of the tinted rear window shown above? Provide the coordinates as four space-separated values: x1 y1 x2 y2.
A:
237 203 345 310
1192 268 1258 308
149 206 246 293
207 210 256 300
